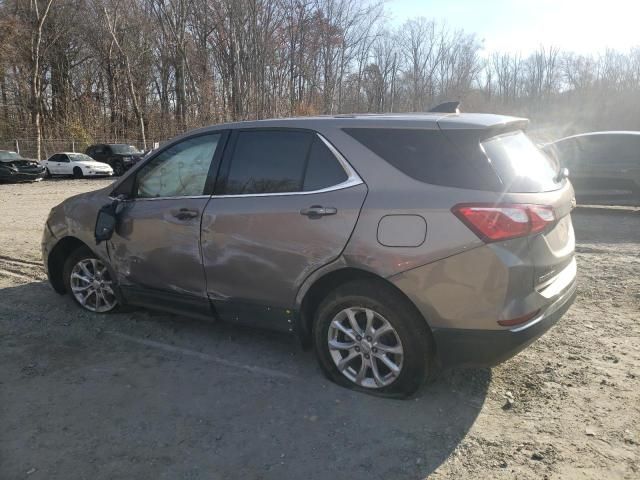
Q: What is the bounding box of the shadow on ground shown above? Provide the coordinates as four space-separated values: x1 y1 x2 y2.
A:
1 281 490 480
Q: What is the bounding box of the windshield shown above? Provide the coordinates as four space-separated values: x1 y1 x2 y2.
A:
0 151 23 162
481 131 561 193
69 153 95 162
111 144 141 155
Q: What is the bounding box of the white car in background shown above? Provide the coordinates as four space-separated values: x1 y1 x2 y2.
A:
43 152 114 178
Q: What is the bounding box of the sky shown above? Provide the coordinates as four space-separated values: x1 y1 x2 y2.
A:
388 0 640 55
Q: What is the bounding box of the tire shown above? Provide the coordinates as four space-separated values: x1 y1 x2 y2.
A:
113 161 124 176
44 168 52 179
63 247 118 313
313 280 432 398
72 167 83 179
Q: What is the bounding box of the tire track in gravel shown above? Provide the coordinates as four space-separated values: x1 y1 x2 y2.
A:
0 255 43 267
0 256 46 282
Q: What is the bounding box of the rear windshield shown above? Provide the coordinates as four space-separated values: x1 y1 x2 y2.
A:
482 131 560 192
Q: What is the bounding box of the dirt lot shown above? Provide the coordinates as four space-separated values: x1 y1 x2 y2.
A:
1 179 639 479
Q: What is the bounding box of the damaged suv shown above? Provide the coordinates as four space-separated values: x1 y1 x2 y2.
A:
42 113 577 396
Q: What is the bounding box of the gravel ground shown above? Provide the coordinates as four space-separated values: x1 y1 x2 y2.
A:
0 179 638 479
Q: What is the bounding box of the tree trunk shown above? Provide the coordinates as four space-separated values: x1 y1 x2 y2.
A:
29 0 54 160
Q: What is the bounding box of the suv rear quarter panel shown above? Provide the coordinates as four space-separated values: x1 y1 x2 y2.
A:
314 124 575 334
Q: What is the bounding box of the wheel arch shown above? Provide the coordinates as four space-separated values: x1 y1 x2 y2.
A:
296 267 433 349
47 236 93 294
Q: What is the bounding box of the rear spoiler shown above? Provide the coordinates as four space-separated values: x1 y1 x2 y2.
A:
437 115 529 139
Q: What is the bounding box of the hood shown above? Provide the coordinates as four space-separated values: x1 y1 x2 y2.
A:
0 158 42 167
0 157 39 164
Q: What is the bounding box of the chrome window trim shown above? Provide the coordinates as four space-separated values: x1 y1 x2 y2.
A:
212 133 363 198
125 195 212 202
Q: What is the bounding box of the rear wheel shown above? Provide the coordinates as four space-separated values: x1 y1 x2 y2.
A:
63 247 118 313
72 167 83 179
313 280 432 397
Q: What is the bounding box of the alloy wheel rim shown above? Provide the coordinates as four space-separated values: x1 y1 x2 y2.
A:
70 258 118 312
328 307 404 389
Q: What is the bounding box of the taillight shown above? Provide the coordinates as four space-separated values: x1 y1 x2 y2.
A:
452 203 556 242
497 309 540 327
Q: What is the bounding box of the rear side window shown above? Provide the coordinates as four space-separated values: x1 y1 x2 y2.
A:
565 135 640 167
605 136 640 165
217 130 348 195
482 131 560 192
343 128 500 190
303 138 348 191
220 130 311 194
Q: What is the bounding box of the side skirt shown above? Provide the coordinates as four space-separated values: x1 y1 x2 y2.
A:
212 299 297 334
121 286 215 322
121 286 298 334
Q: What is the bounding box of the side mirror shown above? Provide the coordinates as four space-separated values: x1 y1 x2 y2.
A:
555 167 569 183
94 197 126 243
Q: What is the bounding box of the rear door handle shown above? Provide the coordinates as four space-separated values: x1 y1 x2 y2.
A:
171 208 200 220
300 205 337 217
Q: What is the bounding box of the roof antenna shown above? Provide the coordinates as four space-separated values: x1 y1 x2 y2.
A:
428 101 460 114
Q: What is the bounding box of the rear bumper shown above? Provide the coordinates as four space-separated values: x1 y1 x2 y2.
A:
432 279 577 368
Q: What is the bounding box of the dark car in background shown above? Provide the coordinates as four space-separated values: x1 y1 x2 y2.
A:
0 150 46 183
85 144 144 176
544 131 640 202
42 113 577 397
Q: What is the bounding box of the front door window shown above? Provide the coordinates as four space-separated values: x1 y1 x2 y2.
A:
136 134 221 198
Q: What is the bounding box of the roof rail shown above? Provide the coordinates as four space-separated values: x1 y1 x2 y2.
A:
428 101 460 114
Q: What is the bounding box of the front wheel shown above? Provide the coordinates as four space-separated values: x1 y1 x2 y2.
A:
72 167 83 179
313 280 432 397
63 247 118 313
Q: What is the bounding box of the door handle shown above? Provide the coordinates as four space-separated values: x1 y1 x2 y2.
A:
300 205 338 217
171 208 200 220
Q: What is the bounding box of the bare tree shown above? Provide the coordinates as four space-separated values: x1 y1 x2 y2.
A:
23 0 56 159
103 1 148 149
1 0 640 155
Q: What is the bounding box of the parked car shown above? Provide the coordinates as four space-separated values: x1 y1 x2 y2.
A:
43 152 114 178
42 113 577 396
85 143 144 176
544 131 640 201
0 150 46 183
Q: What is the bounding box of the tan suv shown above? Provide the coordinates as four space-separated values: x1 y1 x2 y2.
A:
42 113 577 397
